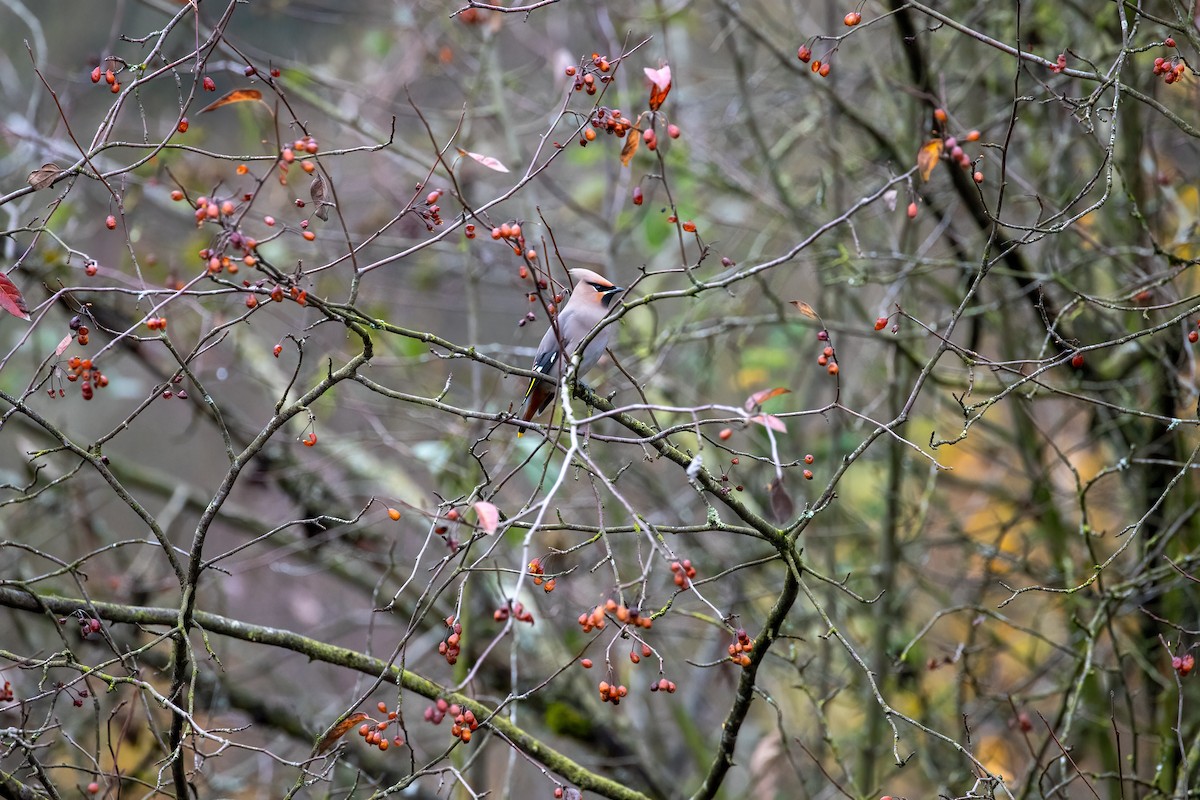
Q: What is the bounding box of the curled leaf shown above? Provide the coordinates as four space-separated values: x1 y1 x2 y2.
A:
917 138 944 182
744 387 791 412
456 147 510 173
644 65 672 110
199 88 264 113
768 477 794 523
789 301 819 320
619 125 641 166
0 273 30 321
55 334 73 357
28 163 63 190
315 712 368 755
310 173 330 221
473 501 499 534
748 414 787 433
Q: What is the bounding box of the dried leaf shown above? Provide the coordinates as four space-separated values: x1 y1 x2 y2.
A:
748 414 787 433
473 501 499 534
744 387 791 412
456 147 510 173
309 173 329 221
0 273 30 321
917 138 944 182
789 301 819 320
55 334 72 357
644 65 672 111
315 712 368 755
28 163 63 190
619 126 640 166
768 478 794 523
882 188 898 211
199 88 264 113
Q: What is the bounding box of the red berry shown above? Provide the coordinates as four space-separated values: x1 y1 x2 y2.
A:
797 45 811 63
203 76 216 91
1071 353 1085 369
874 317 888 331
632 186 644 205
177 117 189 133
1189 331 1198 344
906 202 918 219
105 214 117 230
90 66 101 83
1165 37 1176 48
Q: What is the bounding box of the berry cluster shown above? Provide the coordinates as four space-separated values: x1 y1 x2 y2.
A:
588 107 634 139
64 357 109 401
449 705 479 743
1173 652 1195 677
423 697 451 724
578 599 654 633
278 136 320 187
796 45 832 78
358 702 405 752
438 616 462 665
493 600 535 624
649 676 677 693
145 315 168 331
52 679 90 707
596 680 628 705
528 557 557 593
89 62 122 94
815 329 839 376
77 616 102 639
629 642 652 664
803 452 815 481
728 628 754 667
564 52 615 96
418 188 445 231
1154 55 1188 84
434 508 462 551
670 559 696 589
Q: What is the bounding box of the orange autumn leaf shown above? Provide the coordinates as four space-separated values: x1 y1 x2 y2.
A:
315 712 369 755
917 138 944 181
620 115 644 166
744 387 791 412
644 64 672 111
199 88 264 113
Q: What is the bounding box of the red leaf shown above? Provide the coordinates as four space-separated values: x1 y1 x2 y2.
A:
748 414 787 433
0 273 30 321
474 501 499 534
644 64 672 111
768 477 794 523
315 712 368 755
744 387 791 412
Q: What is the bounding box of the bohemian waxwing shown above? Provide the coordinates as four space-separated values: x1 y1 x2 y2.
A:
518 268 623 436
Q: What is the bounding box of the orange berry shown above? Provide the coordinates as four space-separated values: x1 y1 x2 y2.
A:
874 317 888 331
581 658 593 669
965 129 980 142
811 59 821 73
827 362 839 375
718 428 732 440
844 11 861 25
301 160 315 173
818 62 831 77
906 201 918 219
281 148 295 163
933 107 947 123
170 189 184 201
387 507 401 520
177 117 189 133
973 171 984 183
682 220 697 233
797 45 811 63
245 295 258 308
302 230 316 241
90 66 102 83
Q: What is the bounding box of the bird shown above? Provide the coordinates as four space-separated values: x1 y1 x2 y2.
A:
518 268 624 437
